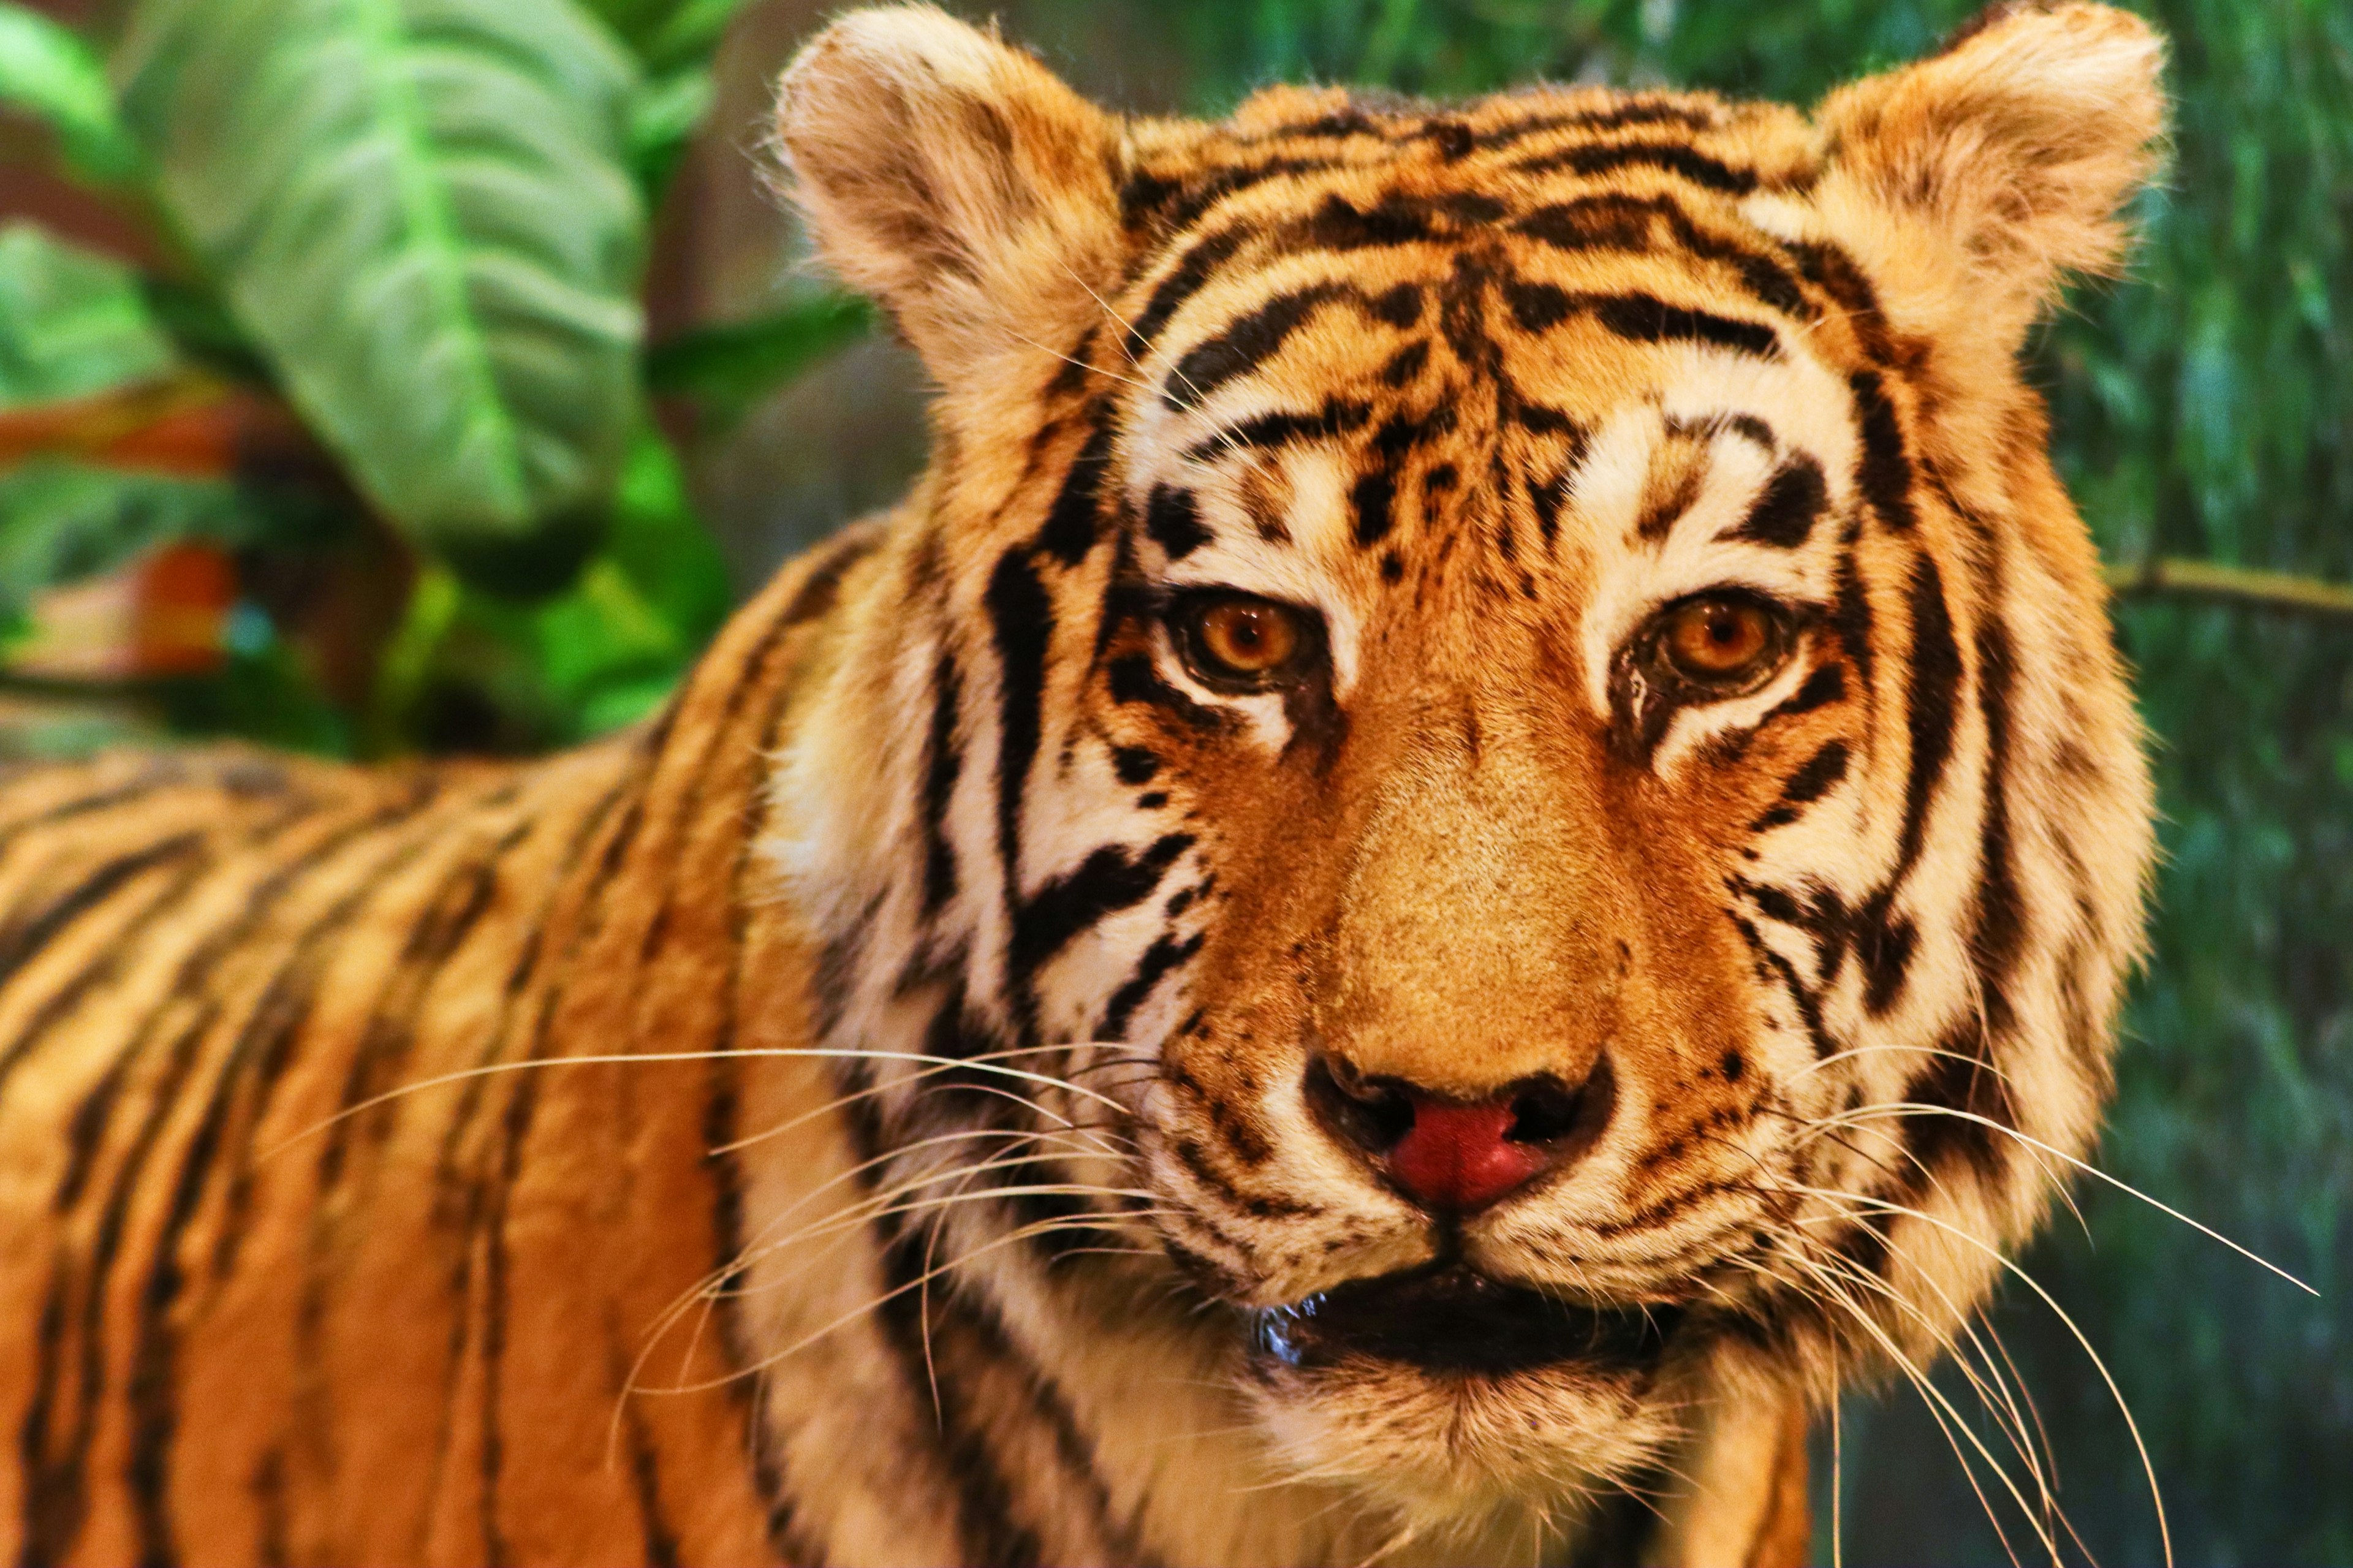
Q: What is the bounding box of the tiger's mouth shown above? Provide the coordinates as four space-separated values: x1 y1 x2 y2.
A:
1249 1265 1684 1376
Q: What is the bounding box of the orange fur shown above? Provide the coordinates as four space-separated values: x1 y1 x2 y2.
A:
0 6 2165 1562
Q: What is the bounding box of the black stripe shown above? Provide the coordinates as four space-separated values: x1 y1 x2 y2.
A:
1830 528 1876 699
1588 292 1779 357
1790 239 1895 363
22 800 410 1567
1123 227 1247 360
0 835 207 1105
1500 281 1780 358
129 789 447 1567
1164 284 1346 412
1188 396 1371 459
613 1333 685 1568
1100 930 1205 1042
1770 663 1846 722
1505 279 1574 332
1516 140 1759 194
1038 406 1113 566
1730 455 1828 548
1905 1017 2017 1183
1127 155 1345 237
1144 485 1211 559
1010 835 1193 993
1849 371 1917 530
1635 461 1704 542
987 550 1055 968
1858 555 1961 1015
1350 471 1398 547
1473 100 1717 150
0 835 205 986
778 526 880 631
1969 620 2024 1036
1750 741 1851 832
1515 193 1815 322
922 652 965 915
1107 654 1229 733
0 757 194 859
1379 340 1428 386
1727 909 1839 1061
837 1091 1042 1568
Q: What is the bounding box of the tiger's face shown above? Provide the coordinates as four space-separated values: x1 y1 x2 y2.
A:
776 0 2160 1526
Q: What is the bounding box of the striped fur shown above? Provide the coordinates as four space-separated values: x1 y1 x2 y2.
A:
1 6 2162 1564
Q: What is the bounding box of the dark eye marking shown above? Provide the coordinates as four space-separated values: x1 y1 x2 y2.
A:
1729 455 1829 549
1146 483 1212 559
1110 654 1230 732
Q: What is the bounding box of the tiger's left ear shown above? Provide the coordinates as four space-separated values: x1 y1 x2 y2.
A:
1809 1 2166 350
775 5 1126 395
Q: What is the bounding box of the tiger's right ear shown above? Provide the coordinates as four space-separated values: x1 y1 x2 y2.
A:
775 6 1126 393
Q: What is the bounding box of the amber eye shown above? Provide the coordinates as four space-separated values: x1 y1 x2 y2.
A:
1656 594 1785 686
1176 594 1313 684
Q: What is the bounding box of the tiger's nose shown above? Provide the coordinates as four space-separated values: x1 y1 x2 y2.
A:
1305 1053 1615 1213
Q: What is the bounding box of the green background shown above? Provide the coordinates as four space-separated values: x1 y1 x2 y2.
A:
2 1 2346 1561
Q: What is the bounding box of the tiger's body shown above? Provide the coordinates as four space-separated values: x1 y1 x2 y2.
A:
1 5 2164 1564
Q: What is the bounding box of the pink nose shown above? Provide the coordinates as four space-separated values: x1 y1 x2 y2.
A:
1385 1097 1554 1211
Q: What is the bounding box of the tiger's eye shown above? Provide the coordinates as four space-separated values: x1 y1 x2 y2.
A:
1659 596 1779 684
1192 597 1302 678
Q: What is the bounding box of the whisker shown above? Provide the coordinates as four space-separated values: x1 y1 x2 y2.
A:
1802 1103 2312 1295
266 1044 1138 1158
1789 1184 2172 1568
636 1210 1180 1395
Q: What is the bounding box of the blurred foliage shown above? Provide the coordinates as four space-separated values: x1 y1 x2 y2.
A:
2 0 2347 1561
0 0 868 754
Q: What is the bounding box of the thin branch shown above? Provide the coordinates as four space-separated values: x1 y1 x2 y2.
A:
2107 557 2353 619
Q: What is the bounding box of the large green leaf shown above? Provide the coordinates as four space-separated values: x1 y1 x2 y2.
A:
0 4 142 183
0 223 176 407
114 0 648 586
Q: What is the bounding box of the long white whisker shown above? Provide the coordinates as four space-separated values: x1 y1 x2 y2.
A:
1803 1103 2313 1295
1789 1183 2172 1568
267 1045 1139 1157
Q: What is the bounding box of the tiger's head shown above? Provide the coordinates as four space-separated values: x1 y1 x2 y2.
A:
771 0 2161 1533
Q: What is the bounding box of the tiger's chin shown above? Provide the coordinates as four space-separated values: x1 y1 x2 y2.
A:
1240 1266 1694 1518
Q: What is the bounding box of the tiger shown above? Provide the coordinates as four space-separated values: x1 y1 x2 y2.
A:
0 2 2164 1563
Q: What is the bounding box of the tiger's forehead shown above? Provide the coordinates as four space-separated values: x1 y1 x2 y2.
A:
1108 93 1870 654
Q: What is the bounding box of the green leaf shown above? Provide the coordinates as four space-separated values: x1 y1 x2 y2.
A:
0 4 143 184
0 460 267 632
640 0 752 69
115 0 649 585
645 294 875 425
626 65 714 199
604 421 729 642
0 223 176 408
581 0 749 67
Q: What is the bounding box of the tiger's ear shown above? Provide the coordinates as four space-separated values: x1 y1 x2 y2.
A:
1811 1 2165 349
775 6 1126 392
